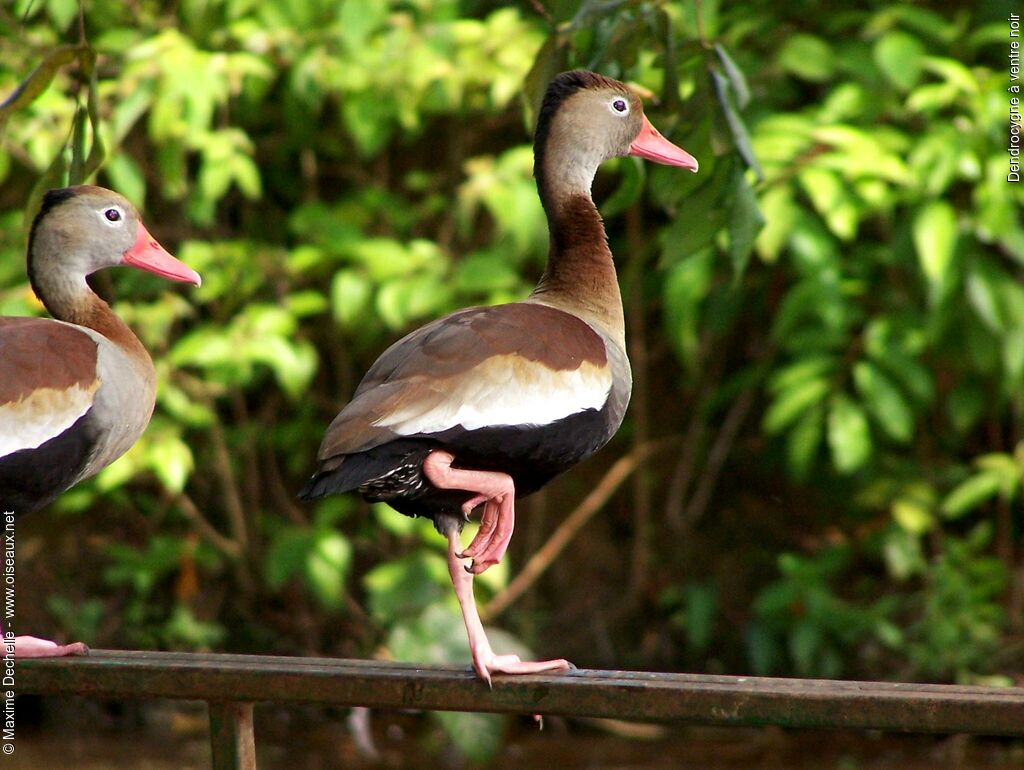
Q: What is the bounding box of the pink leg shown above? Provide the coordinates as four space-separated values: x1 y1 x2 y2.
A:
1 623 88 658
445 530 571 685
422 451 516 574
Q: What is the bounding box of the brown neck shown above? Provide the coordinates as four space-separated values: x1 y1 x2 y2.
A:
529 192 625 345
73 293 152 364
32 267 152 368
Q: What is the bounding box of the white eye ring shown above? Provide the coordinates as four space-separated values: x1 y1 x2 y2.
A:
99 206 125 227
609 97 630 116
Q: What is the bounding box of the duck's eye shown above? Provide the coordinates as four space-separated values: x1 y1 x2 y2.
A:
611 98 628 114
103 208 122 223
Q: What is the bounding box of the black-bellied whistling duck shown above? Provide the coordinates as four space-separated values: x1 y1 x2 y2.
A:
0 185 200 657
300 71 698 683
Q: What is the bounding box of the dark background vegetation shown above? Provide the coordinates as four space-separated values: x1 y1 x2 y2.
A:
1 0 1022 764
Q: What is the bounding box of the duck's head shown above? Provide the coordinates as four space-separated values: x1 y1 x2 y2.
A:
534 70 698 204
28 185 201 291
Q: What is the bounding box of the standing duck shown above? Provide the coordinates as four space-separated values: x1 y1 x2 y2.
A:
301 71 698 682
0 185 201 657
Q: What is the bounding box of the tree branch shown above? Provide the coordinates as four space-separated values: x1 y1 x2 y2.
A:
176 493 242 560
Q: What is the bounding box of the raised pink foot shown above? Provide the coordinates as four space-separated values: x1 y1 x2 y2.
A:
423 450 516 574
13 635 89 658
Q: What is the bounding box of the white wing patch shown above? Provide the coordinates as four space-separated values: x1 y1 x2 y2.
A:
373 355 611 435
0 382 98 458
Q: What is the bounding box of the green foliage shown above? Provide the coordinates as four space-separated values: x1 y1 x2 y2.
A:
907 524 1009 681
2 0 1023 760
748 549 899 678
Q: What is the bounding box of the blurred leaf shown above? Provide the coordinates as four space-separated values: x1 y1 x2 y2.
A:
364 550 449 623
726 170 764 277
828 395 872 473
600 156 645 218
265 527 313 590
853 362 914 443
305 530 352 609
711 68 761 177
892 498 934 535
331 269 372 327
149 433 194 494
0 44 78 131
715 44 750 108
764 378 830 435
778 34 833 82
883 528 926 580
874 31 926 91
104 153 147 206
913 201 957 297
787 403 824 479
941 472 1002 519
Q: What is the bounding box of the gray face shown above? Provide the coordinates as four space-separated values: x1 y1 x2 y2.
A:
33 186 142 279
542 86 645 196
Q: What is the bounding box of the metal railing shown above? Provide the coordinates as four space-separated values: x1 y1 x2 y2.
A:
18 650 1024 769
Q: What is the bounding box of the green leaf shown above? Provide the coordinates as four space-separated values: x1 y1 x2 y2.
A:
711 69 761 176
853 362 914 443
891 499 934 535
682 582 718 653
715 44 750 108
966 262 1004 331
149 434 194 494
521 35 569 130
662 252 713 372
883 529 925 580
727 171 764 277
434 710 506 764
769 356 838 394
778 35 833 82
364 551 449 623
787 403 824 479
0 45 78 132
600 156 645 219
873 31 926 91
453 252 520 293
789 619 822 675
975 453 1022 499
941 472 1003 519
913 201 957 296
264 527 313 589
104 154 147 207
763 378 830 435
45 0 78 30
331 269 372 327
946 383 985 434
755 186 799 263
827 395 872 473
799 167 859 241
304 531 352 610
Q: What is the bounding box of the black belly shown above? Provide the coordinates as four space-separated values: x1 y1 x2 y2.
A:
299 406 613 532
0 411 97 518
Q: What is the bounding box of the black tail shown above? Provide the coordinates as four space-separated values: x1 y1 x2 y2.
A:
297 461 365 501
298 441 436 502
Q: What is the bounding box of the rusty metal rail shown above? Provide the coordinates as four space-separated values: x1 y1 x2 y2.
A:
18 650 1024 769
